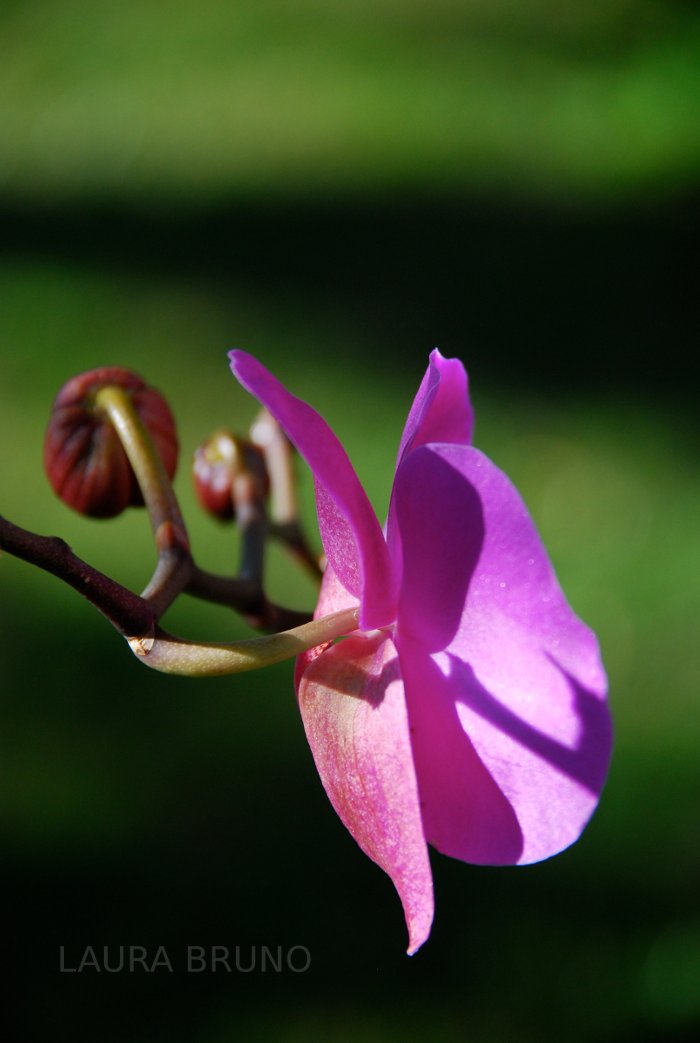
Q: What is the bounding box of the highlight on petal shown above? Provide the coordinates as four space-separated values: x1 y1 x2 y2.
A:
229 350 396 629
394 443 612 865
395 349 474 466
297 631 434 955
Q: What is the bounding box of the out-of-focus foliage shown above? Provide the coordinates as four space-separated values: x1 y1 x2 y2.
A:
1 0 699 201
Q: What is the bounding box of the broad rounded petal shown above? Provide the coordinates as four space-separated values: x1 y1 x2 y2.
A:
396 349 474 466
229 350 396 629
394 444 612 865
297 631 434 954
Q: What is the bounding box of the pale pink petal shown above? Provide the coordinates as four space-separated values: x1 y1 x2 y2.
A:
394 443 612 865
297 631 434 954
294 563 358 689
229 350 396 629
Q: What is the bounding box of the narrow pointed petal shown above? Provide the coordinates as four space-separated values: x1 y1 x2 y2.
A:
297 631 434 954
229 350 396 629
394 444 612 865
387 349 474 576
396 349 474 466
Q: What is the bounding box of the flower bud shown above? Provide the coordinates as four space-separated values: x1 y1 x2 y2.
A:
193 430 268 521
44 367 178 518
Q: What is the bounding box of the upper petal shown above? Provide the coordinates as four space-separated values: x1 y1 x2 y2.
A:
387 349 474 577
229 351 396 629
395 349 474 467
297 631 434 954
394 443 612 865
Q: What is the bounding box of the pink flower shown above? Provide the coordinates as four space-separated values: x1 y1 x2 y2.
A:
229 349 612 954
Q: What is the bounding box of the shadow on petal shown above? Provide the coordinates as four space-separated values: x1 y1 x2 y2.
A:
398 644 525 865
301 644 401 706
448 654 613 796
397 449 485 652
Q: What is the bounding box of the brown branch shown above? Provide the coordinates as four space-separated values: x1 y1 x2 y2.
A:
0 514 312 637
186 564 311 632
0 514 156 639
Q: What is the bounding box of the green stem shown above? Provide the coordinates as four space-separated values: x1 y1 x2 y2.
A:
129 607 359 677
95 385 189 555
251 409 323 582
141 549 193 617
95 384 191 613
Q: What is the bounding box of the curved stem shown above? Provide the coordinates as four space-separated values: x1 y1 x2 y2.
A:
95 384 192 613
129 607 359 677
141 548 193 617
0 514 156 639
95 385 189 555
250 409 323 582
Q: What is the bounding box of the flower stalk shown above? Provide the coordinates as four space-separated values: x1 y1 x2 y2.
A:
130 607 359 677
251 408 323 581
93 383 193 615
0 514 157 639
94 384 189 554
0 513 358 675
0 365 342 676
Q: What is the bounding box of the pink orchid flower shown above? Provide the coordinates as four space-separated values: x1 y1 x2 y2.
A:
229 349 612 954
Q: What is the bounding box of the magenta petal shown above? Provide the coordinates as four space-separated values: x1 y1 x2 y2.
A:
229 351 396 628
297 631 434 954
395 349 474 466
398 643 525 864
387 349 474 578
394 444 612 865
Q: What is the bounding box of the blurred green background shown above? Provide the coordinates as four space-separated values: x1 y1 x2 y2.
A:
1 1 699 1040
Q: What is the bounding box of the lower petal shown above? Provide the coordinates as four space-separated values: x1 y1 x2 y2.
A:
297 630 434 954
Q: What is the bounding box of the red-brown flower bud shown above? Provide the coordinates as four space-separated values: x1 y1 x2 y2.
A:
193 430 268 521
44 367 178 518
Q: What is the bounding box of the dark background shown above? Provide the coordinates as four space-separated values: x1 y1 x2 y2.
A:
2 3 699 1040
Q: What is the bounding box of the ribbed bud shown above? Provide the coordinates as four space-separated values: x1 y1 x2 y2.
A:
193 430 268 521
44 367 178 518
